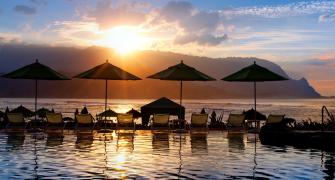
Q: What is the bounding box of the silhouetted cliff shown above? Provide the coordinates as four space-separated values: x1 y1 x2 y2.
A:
0 44 321 98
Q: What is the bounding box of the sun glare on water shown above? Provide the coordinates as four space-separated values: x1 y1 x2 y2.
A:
95 26 148 55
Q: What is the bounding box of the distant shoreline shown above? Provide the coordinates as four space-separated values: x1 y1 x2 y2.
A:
0 97 332 100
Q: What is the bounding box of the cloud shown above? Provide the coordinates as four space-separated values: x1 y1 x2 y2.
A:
319 13 335 22
30 0 47 6
220 1 335 18
158 1 221 32
13 5 36 15
317 52 335 60
49 21 100 46
182 11 220 33
159 1 194 22
80 1 228 46
87 1 146 29
154 1 226 46
283 52 335 71
0 33 21 44
174 34 228 46
303 59 330 66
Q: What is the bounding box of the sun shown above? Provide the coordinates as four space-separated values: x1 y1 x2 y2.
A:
95 26 148 55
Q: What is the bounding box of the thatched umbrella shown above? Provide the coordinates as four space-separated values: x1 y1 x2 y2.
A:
35 107 52 118
10 105 34 117
98 109 117 118
127 108 141 119
243 108 266 121
81 106 89 114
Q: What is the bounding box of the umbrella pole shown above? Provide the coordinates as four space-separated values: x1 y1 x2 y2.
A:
179 80 183 129
35 79 38 122
254 81 256 128
180 80 183 106
104 79 108 130
254 81 257 151
105 79 108 111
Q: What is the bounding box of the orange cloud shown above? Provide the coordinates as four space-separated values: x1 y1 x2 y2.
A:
316 52 335 60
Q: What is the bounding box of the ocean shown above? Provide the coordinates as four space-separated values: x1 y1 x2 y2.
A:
1 98 334 122
0 98 335 179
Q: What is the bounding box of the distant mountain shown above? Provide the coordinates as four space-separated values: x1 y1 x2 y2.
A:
0 44 321 99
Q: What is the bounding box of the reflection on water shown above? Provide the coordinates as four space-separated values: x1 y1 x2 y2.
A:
227 132 245 152
152 132 169 152
46 131 64 147
116 131 134 152
0 130 333 179
190 132 208 154
75 131 94 150
6 130 25 151
323 152 335 180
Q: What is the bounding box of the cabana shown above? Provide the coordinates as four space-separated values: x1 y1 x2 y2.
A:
141 97 185 126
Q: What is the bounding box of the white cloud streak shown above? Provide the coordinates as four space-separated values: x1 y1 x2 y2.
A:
319 13 335 22
219 1 335 18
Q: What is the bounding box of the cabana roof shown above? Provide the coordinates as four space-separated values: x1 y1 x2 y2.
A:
141 97 185 126
141 97 184 109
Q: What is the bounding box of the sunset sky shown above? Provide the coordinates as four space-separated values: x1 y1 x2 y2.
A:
0 0 335 95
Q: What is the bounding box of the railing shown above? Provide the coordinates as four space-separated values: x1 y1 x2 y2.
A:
321 106 334 131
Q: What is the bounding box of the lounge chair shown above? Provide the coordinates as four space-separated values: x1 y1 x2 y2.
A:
46 113 66 130
226 113 246 130
116 113 135 131
75 114 96 130
6 113 27 129
266 114 285 124
151 114 170 130
189 113 208 131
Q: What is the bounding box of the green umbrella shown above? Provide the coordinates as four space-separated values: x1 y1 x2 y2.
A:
74 60 141 132
222 61 288 122
2 60 70 121
73 60 141 112
147 60 215 128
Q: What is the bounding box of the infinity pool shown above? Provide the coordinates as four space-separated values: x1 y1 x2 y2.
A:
0 130 333 179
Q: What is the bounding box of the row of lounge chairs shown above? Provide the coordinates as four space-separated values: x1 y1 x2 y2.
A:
226 114 285 128
5 113 135 130
151 113 285 131
4 112 285 131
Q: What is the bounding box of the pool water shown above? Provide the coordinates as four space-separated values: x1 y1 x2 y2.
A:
0 130 333 179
